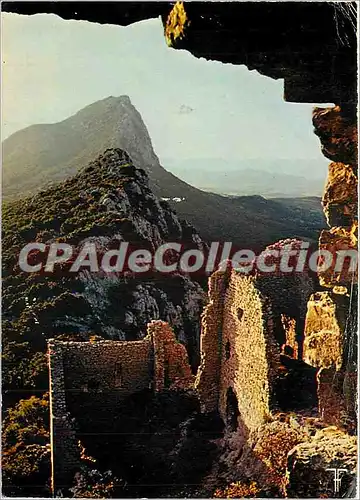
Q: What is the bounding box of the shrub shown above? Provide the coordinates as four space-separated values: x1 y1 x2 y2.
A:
69 467 122 498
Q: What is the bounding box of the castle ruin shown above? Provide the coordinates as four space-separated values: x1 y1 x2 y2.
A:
37 2 357 496
48 321 193 493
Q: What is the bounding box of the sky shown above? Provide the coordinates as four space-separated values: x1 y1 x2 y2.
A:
2 12 330 171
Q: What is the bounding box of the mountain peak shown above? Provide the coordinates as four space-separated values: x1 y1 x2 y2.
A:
3 99 325 250
103 95 132 104
74 94 134 116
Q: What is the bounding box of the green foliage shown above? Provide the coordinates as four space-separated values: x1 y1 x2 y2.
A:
1 151 141 496
69 467 122 498
1 147 208 497
2 395 51 496
1 152 141 400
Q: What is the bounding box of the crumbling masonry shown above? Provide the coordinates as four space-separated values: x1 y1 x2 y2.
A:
48 320 193 493
42 2 358 496
48 112 358 492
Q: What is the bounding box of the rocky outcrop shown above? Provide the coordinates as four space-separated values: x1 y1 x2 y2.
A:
313 106 358 166
313 105 358 291
303 291 357 432
213 413 357 496
286 427 357 498
2 149 207 380
322 162 357 227
318 223 358 288
304 103 358 434
215 416 310 493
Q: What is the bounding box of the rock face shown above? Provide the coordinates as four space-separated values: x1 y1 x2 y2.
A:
318 223 358 288
286 427 357 498
313 105 358 290
303 291 357 432
215 416 310 493
303 103 358 434
313 106 358 166
213 412 357 498
322 162 357 227
2 148 206 379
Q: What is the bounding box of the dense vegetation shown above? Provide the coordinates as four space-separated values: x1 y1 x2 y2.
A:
2 395 51 497
2 148 208 496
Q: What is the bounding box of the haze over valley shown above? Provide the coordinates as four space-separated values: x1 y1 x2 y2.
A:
163 158 326 197
3 12 330 201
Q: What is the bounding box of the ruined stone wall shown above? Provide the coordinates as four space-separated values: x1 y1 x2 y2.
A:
49 337 152 491
147 320 193 391
196 266 315 428
62 339 153 426
218 272 280 434
48 341 82 494
49 320 193 492
256 267 315 358
195 267 230 412
303 292 346 371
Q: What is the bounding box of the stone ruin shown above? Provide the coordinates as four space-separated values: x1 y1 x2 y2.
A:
48 98 358 500
33 2 357 496
48 320 193 492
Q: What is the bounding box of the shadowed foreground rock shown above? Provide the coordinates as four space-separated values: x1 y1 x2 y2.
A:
286 427 357 498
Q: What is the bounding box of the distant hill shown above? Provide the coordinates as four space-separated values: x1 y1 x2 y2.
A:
2 96 326 249
162 159 327 198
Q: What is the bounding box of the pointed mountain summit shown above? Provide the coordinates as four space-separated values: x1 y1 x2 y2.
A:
2 96 324 249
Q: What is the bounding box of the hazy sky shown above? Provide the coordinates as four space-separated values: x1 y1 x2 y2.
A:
2 12 330 169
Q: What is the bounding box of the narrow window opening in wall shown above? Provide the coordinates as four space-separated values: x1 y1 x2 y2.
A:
114 362 123 388
226 387 240 432
164 361 170 388
237 308 244 321
87 378 100 393
225 340 231 360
